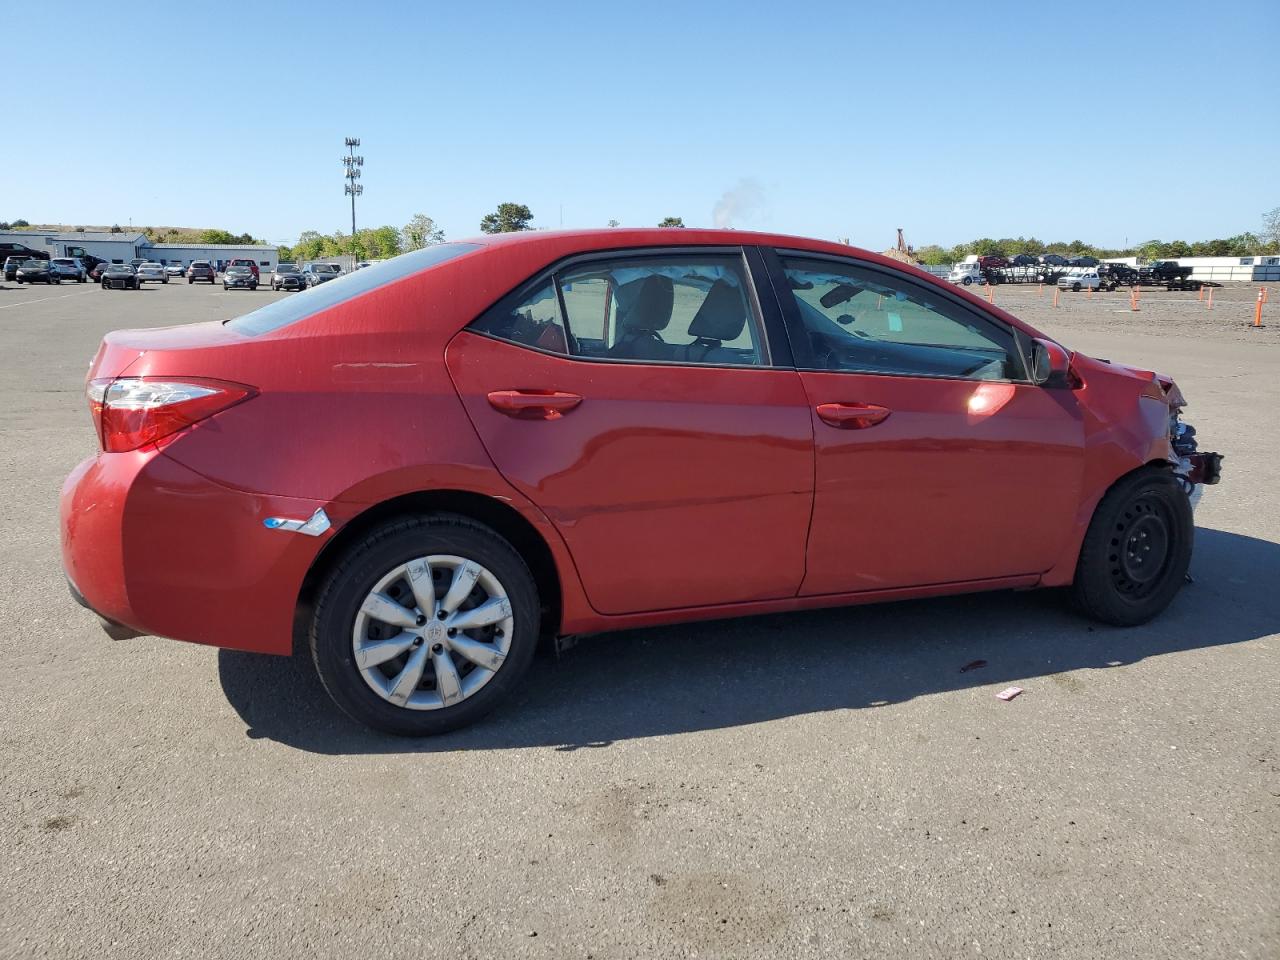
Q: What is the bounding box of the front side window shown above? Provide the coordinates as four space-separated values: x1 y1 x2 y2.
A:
780 256 1022 381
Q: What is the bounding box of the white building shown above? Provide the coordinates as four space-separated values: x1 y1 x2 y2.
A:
0 230 277 273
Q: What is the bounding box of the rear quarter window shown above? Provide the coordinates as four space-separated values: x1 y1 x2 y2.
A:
225 243 481 336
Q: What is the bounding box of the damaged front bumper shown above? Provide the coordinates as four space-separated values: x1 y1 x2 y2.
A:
1170 414 1223 510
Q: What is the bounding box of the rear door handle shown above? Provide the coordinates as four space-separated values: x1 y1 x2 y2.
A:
487 390 583 419
815 402 891 429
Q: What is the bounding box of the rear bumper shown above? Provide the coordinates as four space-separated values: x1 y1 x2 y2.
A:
61 450 336 655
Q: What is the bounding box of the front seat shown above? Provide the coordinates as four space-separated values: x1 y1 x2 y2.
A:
607 274 676 361
679 279 748 363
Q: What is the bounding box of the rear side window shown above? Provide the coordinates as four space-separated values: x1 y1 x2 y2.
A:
468 281 570 354
226 242 480 336
468 251 767 367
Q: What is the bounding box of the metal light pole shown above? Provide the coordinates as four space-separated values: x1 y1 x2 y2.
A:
343 137 363 237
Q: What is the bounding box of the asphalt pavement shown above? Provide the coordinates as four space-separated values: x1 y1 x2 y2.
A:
0 278 1276 960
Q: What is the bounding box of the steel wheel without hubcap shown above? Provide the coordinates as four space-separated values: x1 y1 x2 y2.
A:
1109 496 1172 600
352 555 514 710
1072 468 1192 626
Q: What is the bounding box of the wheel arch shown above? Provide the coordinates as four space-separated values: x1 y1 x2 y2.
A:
1041 458 1176 587
294 489 564 654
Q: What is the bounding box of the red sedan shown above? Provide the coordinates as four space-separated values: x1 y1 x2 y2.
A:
61 229 1222 735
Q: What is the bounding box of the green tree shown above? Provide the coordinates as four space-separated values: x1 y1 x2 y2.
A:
480 203 533 234
110 224 122 233
11 219 29 228
1262 207 1280 245
365 226 402 259
294 230 327 261
200 229 237 244
914 245 952 266
658 216 685 228
400 214 445 251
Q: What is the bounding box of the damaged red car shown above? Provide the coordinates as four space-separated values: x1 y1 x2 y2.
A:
61 230 1222 735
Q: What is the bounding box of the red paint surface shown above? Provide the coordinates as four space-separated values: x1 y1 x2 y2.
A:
60 228 1197 654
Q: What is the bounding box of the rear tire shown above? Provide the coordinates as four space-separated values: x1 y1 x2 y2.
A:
310 514 540 736
1072 468 1192 626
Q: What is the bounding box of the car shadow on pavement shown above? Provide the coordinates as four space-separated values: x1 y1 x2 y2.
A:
217 526 1279 754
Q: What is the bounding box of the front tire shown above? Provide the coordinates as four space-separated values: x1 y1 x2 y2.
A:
1072 468 1193 626
310 514 540 736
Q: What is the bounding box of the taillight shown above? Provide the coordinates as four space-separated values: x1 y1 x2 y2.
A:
87 377 255 452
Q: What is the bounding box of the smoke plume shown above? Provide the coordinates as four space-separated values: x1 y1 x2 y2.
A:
712 179 765 228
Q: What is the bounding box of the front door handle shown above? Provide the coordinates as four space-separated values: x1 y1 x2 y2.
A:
487 390 583 419
815 402 891 429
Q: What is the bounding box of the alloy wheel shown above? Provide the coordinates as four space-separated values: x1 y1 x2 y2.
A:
351 555 514 710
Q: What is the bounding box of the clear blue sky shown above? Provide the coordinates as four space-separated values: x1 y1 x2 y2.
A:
8 0 1277 249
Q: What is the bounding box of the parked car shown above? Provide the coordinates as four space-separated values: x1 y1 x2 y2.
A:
1039 254 1069 266
186 261 216 284
1067 256 1100 268
3 256 25 281
90 262 113 282
1009 254 1039 267
0 242 48 262
223 265 258 290
975 255 1008 270
1139 260 1195 284
136 262 168 285
16 259 60 284
61 229 1223 736
50 258 88 282
129 259 146 269
227 257 260 279
1057 270 1102 292
302 263 341 286
100 263 140 290
271 262 306 291
1098 263 1139 287
165 263 186 278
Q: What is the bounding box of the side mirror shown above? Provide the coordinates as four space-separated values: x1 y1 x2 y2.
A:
1031 338 1071 387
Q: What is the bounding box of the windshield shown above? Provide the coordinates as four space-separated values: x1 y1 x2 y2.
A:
53 259 74 265
22 260 46 268
313 264 338 274
277 263 297 271
227 243 481 336
109 265 135 273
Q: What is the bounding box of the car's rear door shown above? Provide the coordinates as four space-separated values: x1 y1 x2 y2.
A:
446 246 814 616
764 248 1086 596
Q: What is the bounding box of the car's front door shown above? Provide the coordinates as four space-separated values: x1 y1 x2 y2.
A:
446 248 814 616
768 251 1086 596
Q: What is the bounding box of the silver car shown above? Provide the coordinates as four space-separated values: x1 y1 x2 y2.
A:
136 262 169 285
164 263 185 278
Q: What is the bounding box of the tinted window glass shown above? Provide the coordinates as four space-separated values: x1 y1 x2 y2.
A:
558 255 765 366
469 281 570 355
226 242 480 336
781 257 1021 381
